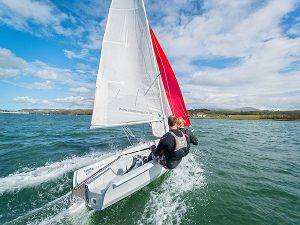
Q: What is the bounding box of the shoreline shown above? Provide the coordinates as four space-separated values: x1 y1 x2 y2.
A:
188 109 300 121
190 117 300 121
1 109 300 121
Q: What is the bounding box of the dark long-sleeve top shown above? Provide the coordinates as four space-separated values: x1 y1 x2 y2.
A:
153 129 184 161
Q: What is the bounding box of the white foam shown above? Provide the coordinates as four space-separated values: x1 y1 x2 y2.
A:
9 191 94 225
138 153 205 225
8 191 71 224
0 151 114 194
29 206 93 225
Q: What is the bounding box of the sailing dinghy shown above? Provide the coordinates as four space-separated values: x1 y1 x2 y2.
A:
70 0 191 211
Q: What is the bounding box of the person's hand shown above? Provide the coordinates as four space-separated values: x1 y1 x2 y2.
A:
149 145 156 151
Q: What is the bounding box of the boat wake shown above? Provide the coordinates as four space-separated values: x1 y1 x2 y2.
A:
7 191 94 225
3 151 120 224
3 148 203 225
8 192 71 225
138 153 205 225
0 151 112 195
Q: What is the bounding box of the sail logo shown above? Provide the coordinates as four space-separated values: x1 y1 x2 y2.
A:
119 107 153 115
84 167 94 175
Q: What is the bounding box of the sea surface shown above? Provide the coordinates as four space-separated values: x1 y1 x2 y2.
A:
0 114 299 225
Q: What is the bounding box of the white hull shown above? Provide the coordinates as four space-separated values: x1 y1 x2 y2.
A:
70 141 167 211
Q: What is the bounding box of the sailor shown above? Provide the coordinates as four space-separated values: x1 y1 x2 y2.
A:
176 117 198 155
152 115 188 169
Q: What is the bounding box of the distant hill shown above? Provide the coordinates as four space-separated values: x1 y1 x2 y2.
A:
238 107 259 112
19 109 93 115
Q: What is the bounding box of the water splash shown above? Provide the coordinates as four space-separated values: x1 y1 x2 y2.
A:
138 153 205 225
0 151 112 194
7 191 95 225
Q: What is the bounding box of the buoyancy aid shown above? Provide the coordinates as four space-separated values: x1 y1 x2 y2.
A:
168 131 188 160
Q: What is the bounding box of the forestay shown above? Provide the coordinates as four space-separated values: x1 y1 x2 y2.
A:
91 0 164 129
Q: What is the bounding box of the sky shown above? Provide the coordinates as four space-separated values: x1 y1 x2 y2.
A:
0 0 300 111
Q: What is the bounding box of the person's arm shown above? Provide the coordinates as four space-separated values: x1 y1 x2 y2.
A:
187 130 198 145
153 140 163 156
153 133 174 156
153 134 168 156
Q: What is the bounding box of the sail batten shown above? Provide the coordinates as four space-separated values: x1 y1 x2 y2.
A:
91 118 163 129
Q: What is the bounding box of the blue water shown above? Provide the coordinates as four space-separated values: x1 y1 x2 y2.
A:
0 114 299 225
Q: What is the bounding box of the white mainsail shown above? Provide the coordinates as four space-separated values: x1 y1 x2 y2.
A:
151 77 171 137
91 0 166 131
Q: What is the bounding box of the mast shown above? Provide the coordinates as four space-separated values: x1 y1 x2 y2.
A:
141 0 168 134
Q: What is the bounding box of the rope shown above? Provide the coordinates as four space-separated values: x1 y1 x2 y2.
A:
122 127 132 145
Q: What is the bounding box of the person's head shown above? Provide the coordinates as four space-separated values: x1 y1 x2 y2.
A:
177 118 185 128
168 115 178 129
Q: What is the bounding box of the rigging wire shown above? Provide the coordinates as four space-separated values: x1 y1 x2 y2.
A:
144 73 160 96
122 126 135 145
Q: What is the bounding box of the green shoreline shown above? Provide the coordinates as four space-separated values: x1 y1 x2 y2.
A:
188 109 300 121
1 109 300 120
190 115 300 121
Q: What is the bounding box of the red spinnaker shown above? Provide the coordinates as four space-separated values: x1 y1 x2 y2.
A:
150 28 191 127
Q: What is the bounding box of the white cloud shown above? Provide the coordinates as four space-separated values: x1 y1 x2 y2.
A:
13 96 37 104
78 22 103 50
0 48 28 77
55 96 84 103
29 80 52 90
68 0 110 19
11 95 93 109
3 1 300 110
148 0 300 109
287 21 300 36
0 48 72 81
59 0 109 49
151 0 295 59
0 0 65 24
0 0 76 36
76 63 92 71
35 69 59 81
70 87 90 93
54 95 93 108
64 48 89 59
33 61 73 82
13 96 50 105
0 0 106 50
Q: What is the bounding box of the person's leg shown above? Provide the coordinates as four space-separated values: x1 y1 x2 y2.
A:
166 159 182 169
145 152 154 163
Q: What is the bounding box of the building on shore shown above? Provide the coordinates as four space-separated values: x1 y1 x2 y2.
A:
196 113 207 118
